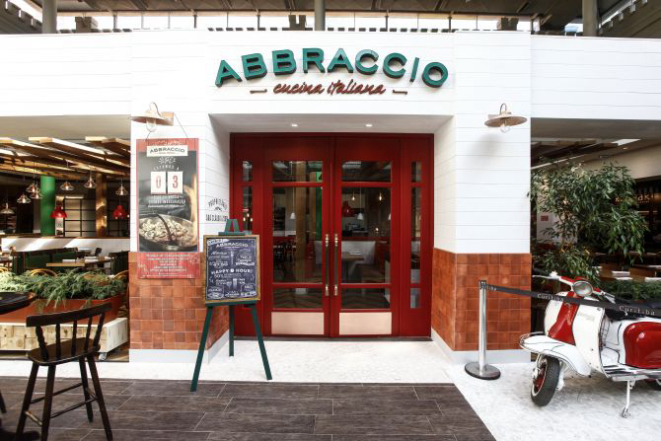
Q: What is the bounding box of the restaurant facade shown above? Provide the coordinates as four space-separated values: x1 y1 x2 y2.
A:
1 29 660 364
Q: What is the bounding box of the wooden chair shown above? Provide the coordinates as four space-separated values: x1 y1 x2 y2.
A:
114 270 129 282
25 268 57 277
15 303 113 441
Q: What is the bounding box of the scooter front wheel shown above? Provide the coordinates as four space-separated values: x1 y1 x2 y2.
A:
646 379 661 391
531 355 561 407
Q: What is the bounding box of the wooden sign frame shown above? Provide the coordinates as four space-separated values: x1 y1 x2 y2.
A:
202 234 261 304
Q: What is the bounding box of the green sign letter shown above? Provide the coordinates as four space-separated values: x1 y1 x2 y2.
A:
327 48 354 73
383 52 407 79
273 49 297 76
355 49 379 75
242 53 267 80
422 62 449 88
303 48 325 73
215 60 242 87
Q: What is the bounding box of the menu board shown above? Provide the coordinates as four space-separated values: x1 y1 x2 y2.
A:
137 138 200 278
204 235 260 303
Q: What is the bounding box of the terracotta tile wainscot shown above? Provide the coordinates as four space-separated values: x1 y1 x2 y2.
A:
432 249 532 351
128 252 228 350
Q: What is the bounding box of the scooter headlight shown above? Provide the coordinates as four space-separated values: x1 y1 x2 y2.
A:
572 280 593 297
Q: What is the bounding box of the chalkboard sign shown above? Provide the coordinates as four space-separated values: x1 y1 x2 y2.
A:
203 235 260 303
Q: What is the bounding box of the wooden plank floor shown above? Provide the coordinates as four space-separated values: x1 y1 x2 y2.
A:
0 377 495 440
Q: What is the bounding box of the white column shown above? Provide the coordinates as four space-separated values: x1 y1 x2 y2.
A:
435 32 531 254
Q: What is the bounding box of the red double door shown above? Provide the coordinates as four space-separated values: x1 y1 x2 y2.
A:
231 134 432 337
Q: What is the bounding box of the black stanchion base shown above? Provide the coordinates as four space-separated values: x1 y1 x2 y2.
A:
465 362 501 380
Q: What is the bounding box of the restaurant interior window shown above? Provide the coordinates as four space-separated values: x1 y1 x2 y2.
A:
64 197 95 238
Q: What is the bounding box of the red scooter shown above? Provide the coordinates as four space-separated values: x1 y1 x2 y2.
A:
520 272 661 417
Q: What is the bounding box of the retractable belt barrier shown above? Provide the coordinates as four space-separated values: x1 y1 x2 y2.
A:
485 283 661 319
464 279 661 382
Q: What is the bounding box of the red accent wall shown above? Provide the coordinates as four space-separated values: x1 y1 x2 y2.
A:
432 249 532 351
128 252 228 350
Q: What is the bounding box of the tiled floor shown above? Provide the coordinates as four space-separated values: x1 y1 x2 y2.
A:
0 377 494 441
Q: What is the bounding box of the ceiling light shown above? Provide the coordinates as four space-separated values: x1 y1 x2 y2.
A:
116 180 128 196
50 205 67 219
0 203 14 216
113 204 128 220
291 123 298 128
17 193 31 204
26 182 38 193
365 123 373 128
131 102 174 132
60 180 74 192
485 103 527 133
84 174 97 189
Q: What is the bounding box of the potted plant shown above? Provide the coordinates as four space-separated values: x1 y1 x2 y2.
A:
0 270 127 323
531 163 647 283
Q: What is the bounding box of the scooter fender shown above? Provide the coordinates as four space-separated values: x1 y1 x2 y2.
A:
520 334 592 377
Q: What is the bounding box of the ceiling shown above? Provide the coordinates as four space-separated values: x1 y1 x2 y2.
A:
211 113 451 133
0 115 130 140
28 0 627 31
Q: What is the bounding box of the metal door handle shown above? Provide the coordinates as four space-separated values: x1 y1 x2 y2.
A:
334 233 339 297
324 234 330 297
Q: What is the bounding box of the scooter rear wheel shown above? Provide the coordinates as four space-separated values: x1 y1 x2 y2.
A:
646 379 661 391
531 355 560 407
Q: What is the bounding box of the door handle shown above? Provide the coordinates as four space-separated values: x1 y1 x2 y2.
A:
334 233 339 297
324 234 330 297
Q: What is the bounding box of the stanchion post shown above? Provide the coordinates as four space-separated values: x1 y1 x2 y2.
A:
465 280 501 380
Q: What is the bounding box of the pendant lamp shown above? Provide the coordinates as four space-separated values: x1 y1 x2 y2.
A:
17 193 31 204
30 190 42 200
113 204 128 220
341 200 355 217
50 204 67 219
60 180 74 192
116 180 128 196
26 181 38 194
0 203 14 216
84 173 97 189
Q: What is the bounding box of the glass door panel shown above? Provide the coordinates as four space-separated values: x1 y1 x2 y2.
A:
272 187 323 296
264 139 332 336
333 139 400 336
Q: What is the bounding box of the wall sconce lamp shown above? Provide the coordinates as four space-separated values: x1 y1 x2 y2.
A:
484 103 527 133
131 102 174 132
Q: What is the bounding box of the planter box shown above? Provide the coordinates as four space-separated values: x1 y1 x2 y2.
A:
0 317 128 356
0 293 125 324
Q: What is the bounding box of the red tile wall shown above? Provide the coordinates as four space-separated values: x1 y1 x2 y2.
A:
128 252 228 350
432 249 531 351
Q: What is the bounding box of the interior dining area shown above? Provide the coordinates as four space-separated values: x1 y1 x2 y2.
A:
0 133 131 360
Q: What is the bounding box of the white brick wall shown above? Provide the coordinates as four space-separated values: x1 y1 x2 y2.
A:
434 32 531 254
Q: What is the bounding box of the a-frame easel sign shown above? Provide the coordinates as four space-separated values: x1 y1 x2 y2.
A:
191 219 272 392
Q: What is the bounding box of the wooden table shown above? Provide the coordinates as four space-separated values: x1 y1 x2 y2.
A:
46 257 114 270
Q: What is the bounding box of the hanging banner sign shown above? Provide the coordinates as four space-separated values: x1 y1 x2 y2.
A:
215 47 449 89
137 138 200 278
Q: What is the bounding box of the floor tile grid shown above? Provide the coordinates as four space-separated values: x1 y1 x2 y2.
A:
0 378 495 440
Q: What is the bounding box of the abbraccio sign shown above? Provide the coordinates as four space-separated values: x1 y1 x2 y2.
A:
215 48 449 95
